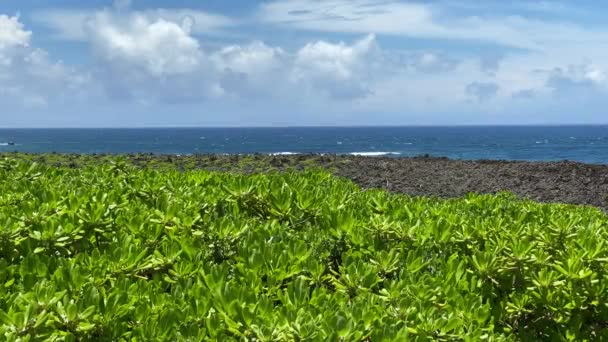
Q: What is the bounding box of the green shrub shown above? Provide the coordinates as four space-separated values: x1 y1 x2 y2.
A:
0 158 607 341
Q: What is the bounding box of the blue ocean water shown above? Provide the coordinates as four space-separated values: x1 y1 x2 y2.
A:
1 126 608 164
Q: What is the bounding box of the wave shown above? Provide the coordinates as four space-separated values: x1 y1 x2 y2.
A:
349 152 401 156
269 152 300 156
0 143 8 146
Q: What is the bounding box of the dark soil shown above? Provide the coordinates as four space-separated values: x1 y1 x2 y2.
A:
5 153 608 211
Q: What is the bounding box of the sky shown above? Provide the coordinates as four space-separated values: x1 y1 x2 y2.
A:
0 0 607 127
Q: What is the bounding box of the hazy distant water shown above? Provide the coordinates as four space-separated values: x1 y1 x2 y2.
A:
1 126 608 164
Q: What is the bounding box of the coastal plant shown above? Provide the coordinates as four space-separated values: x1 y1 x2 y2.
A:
0 158 608 340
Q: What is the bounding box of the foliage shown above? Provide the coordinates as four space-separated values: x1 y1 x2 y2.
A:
0 157 607 341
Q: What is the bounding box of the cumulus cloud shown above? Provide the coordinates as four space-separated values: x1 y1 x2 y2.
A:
83 12 218 103
211 41 286 97
4 1 608 126
291 34 378 99
211 41 284 75
209 34 392 101
0 15 32 65
466 82 499 102
83 12 384 103
87 13 202 76
0 15 89 109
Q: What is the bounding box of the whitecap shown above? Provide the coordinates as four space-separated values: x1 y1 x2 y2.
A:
349 152 401 156
269 152 300 156
0 143 8 146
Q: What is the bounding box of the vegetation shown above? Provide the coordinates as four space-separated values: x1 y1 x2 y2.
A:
1 157 608 341
0 152 334 174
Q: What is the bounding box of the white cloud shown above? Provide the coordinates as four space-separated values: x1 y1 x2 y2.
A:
210 34 386 101
81 10 388 103
87 12 203 76
211 41 285 75
0 15 30 47
83 12 220 103
209 41 288 98
0 15 32 65
291 34 378 99
9 1 608 125
0 15 89 109
0 9 521 118
255 0 608 114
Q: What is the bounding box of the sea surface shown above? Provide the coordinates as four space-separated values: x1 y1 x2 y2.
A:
1 126 608 164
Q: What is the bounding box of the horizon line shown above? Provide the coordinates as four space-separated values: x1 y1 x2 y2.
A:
1 123 608 129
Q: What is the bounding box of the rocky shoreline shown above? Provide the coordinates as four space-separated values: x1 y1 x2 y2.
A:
331 156 608 211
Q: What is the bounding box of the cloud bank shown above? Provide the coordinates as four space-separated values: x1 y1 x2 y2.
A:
0 15 89 111
1 1 607 126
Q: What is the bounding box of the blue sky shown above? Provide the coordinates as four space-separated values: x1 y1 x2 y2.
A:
0 0 607 127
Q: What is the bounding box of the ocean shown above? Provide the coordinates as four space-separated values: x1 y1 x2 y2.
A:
1 126 608 164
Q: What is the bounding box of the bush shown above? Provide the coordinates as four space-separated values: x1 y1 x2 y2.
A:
0 158 607 341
